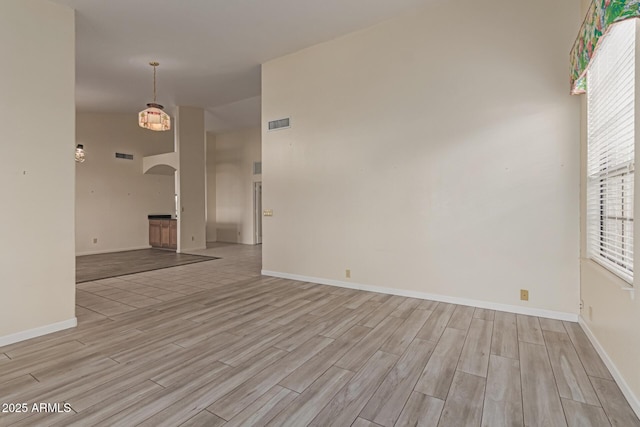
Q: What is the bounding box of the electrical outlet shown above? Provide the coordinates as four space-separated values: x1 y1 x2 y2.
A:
93 238 98 244
520 289 529 301
346 269 351 279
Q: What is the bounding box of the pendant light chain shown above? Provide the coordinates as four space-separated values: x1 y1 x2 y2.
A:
151 61 159 104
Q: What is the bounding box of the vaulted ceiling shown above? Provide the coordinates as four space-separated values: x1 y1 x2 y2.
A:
51 0 430 132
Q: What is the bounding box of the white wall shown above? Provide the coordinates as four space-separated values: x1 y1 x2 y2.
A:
176 106 207 252
578 2 640 413
0 0 76 341
75 113 175 255
262 0 582 316
206 132 217 242
215 127 262 244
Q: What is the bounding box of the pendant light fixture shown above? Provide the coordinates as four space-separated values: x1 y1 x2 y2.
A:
138 61 170 131
75 144 85 163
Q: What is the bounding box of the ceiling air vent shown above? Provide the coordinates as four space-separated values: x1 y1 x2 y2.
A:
268 117 290 131
115 152 134 160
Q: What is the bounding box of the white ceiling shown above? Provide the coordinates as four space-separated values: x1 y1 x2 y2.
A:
50 0 430 132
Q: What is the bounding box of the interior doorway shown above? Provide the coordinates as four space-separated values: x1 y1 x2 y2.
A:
254 181 262 244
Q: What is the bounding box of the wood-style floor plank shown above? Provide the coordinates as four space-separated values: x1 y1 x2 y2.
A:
561 399 611 427
457 318 493 378
4 345 181 423
11 409 77 427
343 292 375 310
207 336 333 421
100 348 284 427
418 299 439 310
390 298 421 318
308 351 398 427
223 385 298 427
519 341 567 427
415 303 456 342
57 380 166 427
359 338 435 427
279 325 370 393
267 366 354 427
321 303 379 339
539 317 567 333
590 377 640 427
491 311 518 359
352 417 383 427
394 392 444 427
481 355 523 427
414 328 466 399
473 307 495 321
273 316 331 352
179 411 226 427
379 308 432 356
437 371 485 427
73 360 227 413
543 330 599 406
447 305 475 331
334 316 403 372
0 374 39 394
562 322 613 380
359 295 406 328
516 315 544 345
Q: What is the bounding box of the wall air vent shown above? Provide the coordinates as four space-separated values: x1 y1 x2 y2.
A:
253 161 262 175
268 117 290 131
115 152 134 160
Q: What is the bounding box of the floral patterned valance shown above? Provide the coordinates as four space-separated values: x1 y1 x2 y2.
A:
571 0 640 94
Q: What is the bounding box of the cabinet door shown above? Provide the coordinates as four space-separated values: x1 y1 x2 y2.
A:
160 220 171 248
149 220 161 247
169 221 177 249
160 219 170 248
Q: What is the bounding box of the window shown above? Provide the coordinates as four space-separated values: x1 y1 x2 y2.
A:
586 19 636 284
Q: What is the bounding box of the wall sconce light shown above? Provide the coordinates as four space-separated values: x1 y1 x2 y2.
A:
75 144 85 163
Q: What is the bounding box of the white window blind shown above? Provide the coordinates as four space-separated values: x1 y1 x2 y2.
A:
587 19 636 284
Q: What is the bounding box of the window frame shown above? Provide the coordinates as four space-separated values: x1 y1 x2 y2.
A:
586 18 637 286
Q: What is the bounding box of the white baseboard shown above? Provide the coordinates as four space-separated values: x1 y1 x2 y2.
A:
578 317 640 418
0 318 77 348
261 270 578 322
76 245 151 256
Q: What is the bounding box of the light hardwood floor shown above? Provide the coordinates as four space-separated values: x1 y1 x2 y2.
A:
1 244 638 426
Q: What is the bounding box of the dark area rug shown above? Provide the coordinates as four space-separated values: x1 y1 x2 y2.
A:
76 249 219 283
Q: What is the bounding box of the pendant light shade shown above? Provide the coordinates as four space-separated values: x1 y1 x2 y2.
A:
139 62 170 131
139 103 170 131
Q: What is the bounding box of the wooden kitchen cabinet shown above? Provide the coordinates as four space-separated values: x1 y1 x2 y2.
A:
149 219 177 250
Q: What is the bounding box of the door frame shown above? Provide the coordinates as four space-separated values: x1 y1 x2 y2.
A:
253 181 262 245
